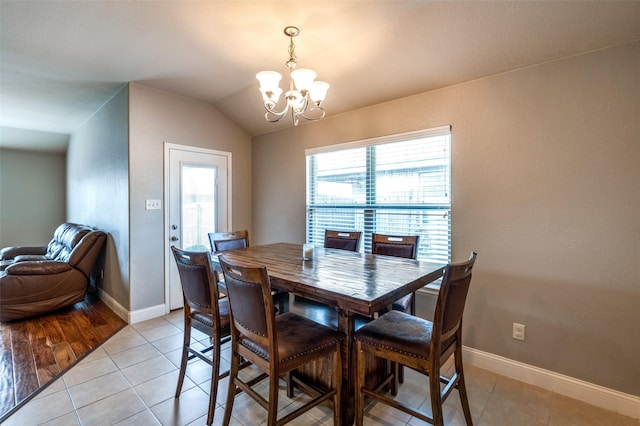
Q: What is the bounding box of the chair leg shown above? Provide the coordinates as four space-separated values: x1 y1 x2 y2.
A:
175 317 191 398
267 369 280 426
285 371 294 397
333 342 342 426
455 349 473 425
207 338 221 425
223 347 240 426
390 361 399 396
429 365 444 426
397 297 417 386
355 341 365 426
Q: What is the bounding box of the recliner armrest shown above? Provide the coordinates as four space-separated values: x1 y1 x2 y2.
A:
0 245 47 261
14 254 48 262
4 260 72 275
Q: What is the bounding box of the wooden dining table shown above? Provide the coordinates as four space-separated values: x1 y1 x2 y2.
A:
211 242 445 425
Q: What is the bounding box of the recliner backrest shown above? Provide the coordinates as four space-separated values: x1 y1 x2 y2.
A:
68 231 107 278
45 223 94 262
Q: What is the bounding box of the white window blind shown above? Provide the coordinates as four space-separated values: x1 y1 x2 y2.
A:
306 126 451 263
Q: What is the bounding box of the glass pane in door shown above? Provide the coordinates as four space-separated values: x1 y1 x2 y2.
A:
181 164 217 251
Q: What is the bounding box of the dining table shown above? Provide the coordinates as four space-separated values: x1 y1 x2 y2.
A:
211 242 445 425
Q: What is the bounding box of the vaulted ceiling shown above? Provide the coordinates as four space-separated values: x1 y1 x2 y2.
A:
1 1 639 152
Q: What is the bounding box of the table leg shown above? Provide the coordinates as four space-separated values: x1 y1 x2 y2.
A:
337 309 355 425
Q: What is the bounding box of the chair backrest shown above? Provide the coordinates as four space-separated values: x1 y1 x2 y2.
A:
68 230 107 278
171 246 221 319
46 223 95 262
324 230 362 252
218 256 275 356
371 233 419 259
208 230 249 252
432 252 477 355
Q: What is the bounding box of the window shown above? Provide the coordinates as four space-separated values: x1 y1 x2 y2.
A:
306 125 451 263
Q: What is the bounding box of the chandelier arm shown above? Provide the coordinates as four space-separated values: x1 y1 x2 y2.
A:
295 95 310 114
263 103 290 123
298 105 326 121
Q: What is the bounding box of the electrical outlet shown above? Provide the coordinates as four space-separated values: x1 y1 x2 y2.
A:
512 323 525 341
145 199 162 210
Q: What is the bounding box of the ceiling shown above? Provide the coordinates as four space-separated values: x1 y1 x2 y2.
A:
1 1 639 152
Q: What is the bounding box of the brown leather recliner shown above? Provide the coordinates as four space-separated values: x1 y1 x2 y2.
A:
0 223 107 322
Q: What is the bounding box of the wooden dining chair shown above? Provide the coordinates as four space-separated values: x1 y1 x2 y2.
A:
371 233 420 384
371 233 420 315
171 246 231 425
219 256 345 426
208 229 249 252
354 252 477 426
324 229 362 252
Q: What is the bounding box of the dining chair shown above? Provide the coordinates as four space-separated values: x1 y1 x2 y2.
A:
209 229 289 312
324 229 362 252
371 233 420 315
371 233 420 385
208 229 249 252
171 246 231 425
354 252 477 426
219 256 345 426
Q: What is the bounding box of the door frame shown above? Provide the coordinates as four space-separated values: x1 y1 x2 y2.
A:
163 143 233 313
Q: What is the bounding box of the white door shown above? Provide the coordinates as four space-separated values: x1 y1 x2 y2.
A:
164 144 231 311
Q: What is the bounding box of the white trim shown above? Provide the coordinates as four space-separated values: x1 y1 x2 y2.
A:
128 304 167 324
97 288 128 323
305 124 451 155
463 346 640 419
98 288 167 325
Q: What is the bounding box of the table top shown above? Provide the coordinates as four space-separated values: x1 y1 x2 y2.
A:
212 242 445 316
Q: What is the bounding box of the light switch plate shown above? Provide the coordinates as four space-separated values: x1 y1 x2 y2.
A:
145 199 162 210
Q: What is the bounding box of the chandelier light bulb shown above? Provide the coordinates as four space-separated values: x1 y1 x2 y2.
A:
309 81 330 105
291 69 317 93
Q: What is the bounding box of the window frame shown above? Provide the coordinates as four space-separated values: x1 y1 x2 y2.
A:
305 125 452 271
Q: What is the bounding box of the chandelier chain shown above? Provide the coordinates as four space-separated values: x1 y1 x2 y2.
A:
287 36 297 70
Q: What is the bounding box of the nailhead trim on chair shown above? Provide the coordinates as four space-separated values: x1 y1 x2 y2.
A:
355 338 431 361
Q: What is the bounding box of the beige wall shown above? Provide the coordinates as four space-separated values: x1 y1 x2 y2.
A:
65 83 251 316
128 83 252 311
0 148 66 247
68 85 130 307
252 42 640 396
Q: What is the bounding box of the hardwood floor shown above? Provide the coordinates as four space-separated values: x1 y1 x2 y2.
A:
0 292 126 422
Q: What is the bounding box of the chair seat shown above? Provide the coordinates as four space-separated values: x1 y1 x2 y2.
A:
355 310 434 359
238 312 344 363
192 297 231 332
391 293 413 312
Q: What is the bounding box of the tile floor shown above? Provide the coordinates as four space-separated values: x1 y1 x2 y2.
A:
4 310 638 426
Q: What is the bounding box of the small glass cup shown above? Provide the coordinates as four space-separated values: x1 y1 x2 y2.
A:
303 243 314 260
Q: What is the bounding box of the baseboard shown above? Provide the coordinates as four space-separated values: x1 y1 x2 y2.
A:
463 346 640 420
128 303 166 324
97 288 129 323
96 289 166 324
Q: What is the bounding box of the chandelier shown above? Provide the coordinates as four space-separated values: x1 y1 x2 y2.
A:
256 26 329 126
